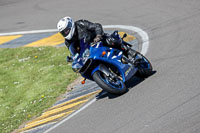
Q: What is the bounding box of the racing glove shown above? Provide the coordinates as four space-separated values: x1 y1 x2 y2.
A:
66 56 73 62
93 35 102 43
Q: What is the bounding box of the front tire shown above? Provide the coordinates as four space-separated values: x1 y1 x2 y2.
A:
92 71 127 95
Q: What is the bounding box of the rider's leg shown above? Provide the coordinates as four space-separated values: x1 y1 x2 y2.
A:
103 33 138 60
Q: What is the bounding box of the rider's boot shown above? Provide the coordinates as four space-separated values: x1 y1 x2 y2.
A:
121 44 137 61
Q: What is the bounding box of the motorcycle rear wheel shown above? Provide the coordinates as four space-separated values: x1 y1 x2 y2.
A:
92 71 127 95
135 53 153 78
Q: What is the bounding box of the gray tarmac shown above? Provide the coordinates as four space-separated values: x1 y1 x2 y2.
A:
1 0 200 133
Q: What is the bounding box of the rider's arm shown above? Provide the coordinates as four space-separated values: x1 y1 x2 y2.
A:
65 40 70 49
77 20 104 36
65 40 77 62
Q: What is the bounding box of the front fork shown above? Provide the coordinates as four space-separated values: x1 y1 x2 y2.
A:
92 64 123 82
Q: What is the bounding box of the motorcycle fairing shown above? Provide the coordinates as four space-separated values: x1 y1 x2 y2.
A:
89 42 138 82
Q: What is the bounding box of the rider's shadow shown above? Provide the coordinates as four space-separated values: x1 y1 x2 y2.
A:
96 71 156 100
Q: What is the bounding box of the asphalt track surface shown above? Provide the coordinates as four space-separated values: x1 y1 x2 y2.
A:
1 0 200 133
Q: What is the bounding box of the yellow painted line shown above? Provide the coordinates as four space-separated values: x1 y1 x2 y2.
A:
30 99 89 123
17 110 74 133
17 90 101 133
24 33 64 47
26 110 74 127
28 90 101 125
49 90 102 110
119 32 136 42
0 35 22 45
23 32 134 47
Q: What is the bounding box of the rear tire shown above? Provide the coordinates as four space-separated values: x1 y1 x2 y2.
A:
136 53 153 78
92 71 127 95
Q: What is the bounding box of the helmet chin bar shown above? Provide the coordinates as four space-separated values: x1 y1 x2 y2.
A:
65 23 75 40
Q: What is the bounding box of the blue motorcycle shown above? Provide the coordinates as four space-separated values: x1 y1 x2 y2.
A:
71 31 153 95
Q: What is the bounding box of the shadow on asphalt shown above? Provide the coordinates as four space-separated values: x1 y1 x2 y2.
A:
96 71 157 100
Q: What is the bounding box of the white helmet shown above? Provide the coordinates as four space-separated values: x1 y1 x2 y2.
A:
57 16 75 40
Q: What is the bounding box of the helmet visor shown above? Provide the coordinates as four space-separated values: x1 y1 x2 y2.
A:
60 21 72 38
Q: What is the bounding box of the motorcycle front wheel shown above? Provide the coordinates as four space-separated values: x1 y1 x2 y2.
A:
92 71 127 95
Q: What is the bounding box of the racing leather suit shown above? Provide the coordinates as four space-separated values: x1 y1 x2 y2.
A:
65 19 135 62
65 19 104 57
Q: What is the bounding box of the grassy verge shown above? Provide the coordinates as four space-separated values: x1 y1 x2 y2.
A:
0 47 78 133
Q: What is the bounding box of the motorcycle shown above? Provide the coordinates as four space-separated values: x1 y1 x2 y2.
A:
71 31 153 95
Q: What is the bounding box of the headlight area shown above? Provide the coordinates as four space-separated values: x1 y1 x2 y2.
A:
80 59 92 74
72 63 83 72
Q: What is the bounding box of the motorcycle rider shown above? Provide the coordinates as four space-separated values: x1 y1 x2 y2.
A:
57 16 104 62
57 16 136 62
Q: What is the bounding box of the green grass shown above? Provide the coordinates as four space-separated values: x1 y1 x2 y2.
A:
0 47 78 133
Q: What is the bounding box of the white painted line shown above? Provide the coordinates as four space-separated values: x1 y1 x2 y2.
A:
0 29 57 36
43 98 97 133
